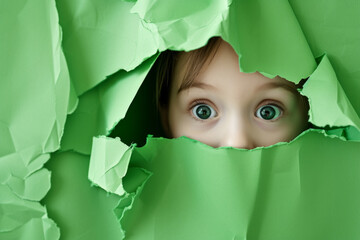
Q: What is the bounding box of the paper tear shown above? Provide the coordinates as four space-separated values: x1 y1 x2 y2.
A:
89 131 360 239
3 0 360 239
302 55 360 130
60 54 158 154
89 136 134 196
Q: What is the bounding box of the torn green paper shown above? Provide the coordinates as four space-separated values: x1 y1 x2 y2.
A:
90 131 360 239
58 0 319 155
0 0 72 238
42 152 124 240
131 0 317 81
223 0 316 82
0 0 72 157
87 0 360 238
60 54 158 154
0 217 60 240
302 55 360 130
88 137 134 196
57 0 360 156
0 165 59 240
56 0 158 95
289 0 360 114
2 0 360 239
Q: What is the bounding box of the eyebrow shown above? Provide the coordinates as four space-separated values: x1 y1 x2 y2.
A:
177 82 216 94
177 79 300 95
258 81 300 95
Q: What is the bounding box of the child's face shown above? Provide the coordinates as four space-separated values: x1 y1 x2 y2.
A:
163 40 309 149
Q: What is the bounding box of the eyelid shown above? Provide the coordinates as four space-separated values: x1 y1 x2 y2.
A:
188 99 219 121
255 99 285 112
255 100 284 121
189 99 218 113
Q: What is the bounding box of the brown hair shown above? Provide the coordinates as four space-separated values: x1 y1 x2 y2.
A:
156 37 222 108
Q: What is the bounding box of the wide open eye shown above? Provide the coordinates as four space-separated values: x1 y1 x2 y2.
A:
192 104 217 120
255 104 282 120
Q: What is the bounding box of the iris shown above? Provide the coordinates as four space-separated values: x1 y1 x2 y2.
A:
256 105 281 120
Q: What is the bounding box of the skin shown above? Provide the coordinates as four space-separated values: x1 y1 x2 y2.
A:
162 40 309 149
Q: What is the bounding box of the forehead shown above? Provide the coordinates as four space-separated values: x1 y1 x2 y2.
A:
173 40 297 94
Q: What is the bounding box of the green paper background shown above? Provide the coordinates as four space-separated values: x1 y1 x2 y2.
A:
1 0 360 239
90 131 360 240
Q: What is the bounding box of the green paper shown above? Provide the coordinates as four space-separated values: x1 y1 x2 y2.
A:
42 152 124 239
60 54 158 154
88 137 134 196
1 0 71 238
289 0 360 115
90 131 360 239
0 217 60 240
223 0 316 82
0 184 59 240
302 55 360 130
59 0 322 155
85 1 360 237
56 0 158 95
2 0 360 239
0 0 71 156
131 0 317 82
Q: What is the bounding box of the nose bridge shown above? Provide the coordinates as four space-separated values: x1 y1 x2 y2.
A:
219 112 254 149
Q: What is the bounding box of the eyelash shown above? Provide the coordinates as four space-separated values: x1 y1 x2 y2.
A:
189 99 218 121
189 99 210 109
188 99 285 121
255 100 285 121
257 100 284 112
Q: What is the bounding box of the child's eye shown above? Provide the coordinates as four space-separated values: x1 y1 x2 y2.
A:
255 104 282 120
192 104 217 120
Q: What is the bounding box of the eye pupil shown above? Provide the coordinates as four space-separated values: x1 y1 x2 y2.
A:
196 105 211 119
260 106 276 120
